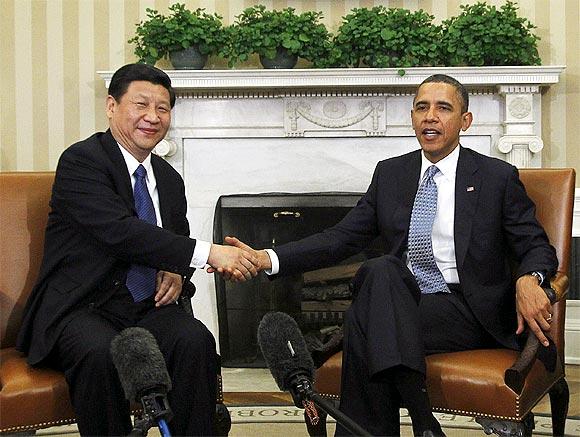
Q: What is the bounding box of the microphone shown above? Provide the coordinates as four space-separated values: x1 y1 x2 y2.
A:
110 327 173 437
257 312 371 436
257 311 315 393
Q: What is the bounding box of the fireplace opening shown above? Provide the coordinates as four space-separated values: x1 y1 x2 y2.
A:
213 193 385 367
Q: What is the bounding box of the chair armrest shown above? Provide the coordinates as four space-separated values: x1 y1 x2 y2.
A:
178 281 196 316
181 280 197 299
548 271 568 302
504 271 568 394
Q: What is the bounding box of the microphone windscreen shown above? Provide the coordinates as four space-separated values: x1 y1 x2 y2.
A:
257 312 315 391
110 327 172 402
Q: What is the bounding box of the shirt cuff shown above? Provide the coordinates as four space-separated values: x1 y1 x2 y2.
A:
191 240 211 268
264 249 279 275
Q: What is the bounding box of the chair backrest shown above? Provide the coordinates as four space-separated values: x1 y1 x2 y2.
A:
0 172 55 348
518 168 575 358
519 169 575 274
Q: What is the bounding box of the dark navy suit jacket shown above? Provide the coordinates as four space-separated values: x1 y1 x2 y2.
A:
17 130 197 365
273 147 558 348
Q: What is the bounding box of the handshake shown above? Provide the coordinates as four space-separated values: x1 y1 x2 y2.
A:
207 236 271 282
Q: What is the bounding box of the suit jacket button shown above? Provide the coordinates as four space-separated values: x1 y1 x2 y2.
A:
88 303 95 309
113 280 122 287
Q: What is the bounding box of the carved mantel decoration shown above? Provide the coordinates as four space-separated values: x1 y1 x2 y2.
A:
100 66 563 169
98 66 565 347
497 85 545 168
285 99 385 136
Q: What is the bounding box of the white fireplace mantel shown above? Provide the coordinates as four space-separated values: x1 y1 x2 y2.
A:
99 66 580 363
100 66 565 171
99 65 563 90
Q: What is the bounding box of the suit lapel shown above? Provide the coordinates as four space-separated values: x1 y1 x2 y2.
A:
151 156 173 230
399 152 422 210
454 147 481 269
100 130 135 212
394 152 422 255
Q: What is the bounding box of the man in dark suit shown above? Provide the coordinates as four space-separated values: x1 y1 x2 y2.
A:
225 74 557 436
16 63 258 436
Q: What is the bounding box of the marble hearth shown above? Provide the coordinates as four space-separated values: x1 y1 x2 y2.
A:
100 67 580 362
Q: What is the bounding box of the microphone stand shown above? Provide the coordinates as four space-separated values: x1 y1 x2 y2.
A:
128 415 153 437
130 391 173 437
289 375 372 437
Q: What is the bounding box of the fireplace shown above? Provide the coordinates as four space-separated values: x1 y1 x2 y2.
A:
213 193 384 367
97 67 576 361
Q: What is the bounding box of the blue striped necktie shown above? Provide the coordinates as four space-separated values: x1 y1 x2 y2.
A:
126 164 157 302
408 165 449 294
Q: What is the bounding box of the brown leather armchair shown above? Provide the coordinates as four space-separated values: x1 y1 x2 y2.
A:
309 168 575 437
0 172 230 435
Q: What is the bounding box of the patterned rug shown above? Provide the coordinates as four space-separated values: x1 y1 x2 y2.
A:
228 406 580 436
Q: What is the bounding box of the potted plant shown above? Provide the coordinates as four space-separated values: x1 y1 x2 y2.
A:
322 6 442 68
225 5 332 68
129 3 225 69
440 1 541 66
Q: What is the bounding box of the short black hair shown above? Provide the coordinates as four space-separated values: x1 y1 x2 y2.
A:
108 63 176 108
417 74 469 113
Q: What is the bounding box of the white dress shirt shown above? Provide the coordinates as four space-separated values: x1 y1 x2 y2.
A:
408 146 459 284
266 146 461 282
118 145 210 269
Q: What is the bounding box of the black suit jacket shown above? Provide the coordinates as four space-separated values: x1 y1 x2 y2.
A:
17 130 197 365
274 147 558 348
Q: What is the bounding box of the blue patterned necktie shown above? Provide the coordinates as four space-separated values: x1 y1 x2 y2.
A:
126 164 157 302
408 165 449 294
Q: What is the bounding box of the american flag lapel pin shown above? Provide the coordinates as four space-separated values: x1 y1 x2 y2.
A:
466 186 475 192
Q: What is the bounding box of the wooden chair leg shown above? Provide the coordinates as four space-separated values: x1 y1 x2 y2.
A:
549 378 569 437
304 408 328 437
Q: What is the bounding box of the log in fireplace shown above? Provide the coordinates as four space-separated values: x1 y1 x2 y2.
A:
213 193 384 367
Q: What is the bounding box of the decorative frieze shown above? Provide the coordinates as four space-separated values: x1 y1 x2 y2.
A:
285 98 385 136
99 66 564 91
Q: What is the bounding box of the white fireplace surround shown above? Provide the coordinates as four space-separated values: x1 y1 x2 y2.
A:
99 66 579 363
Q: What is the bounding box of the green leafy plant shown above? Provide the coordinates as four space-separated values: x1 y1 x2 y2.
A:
225 5 332 67
129 3 225 65
323 6 442 68
441 1 541 66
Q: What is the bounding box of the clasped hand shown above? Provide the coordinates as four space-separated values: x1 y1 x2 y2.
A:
206 237 271 282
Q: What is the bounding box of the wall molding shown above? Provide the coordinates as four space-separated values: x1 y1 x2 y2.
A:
569 191 580 364
573 190 580 238
566 300 580 364
99 66 565 91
